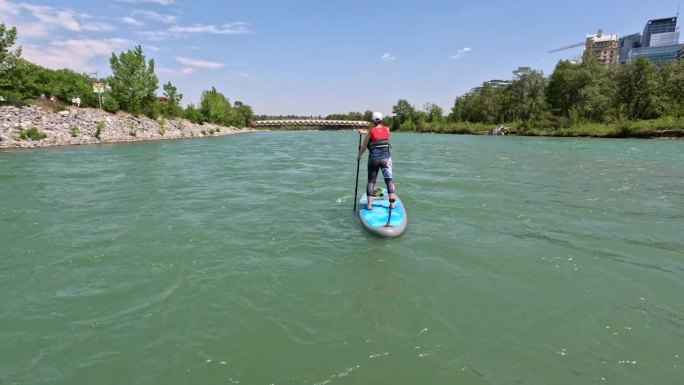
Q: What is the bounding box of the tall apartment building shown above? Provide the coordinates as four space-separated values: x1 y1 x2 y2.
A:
586 29 619 65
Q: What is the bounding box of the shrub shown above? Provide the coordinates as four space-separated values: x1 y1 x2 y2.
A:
69 125 79 137
102 97 119 114
127 120 137 136
184 103 205 124
144 99 161 120
95 121 105 139
158 117 166 136
18 125 47 140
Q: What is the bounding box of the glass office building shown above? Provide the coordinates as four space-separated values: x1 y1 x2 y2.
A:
630 44 681 64
618 33 642 63
618 16 682 64
641 17 677 47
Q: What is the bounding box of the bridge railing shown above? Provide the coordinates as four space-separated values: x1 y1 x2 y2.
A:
252 119 369 128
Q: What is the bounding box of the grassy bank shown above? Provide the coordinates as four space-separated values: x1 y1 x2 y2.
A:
402 116 684 138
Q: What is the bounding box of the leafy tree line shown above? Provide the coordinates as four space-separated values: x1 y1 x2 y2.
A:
0 24 253 127
452 58 684 128
320 58 684 134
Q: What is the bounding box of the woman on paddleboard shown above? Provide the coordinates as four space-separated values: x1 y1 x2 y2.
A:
357 112 396 210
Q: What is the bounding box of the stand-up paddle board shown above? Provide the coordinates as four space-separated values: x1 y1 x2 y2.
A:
358 188 407 238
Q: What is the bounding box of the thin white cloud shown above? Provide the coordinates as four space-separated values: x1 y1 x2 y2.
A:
6 21 51 38
234 71 256 80
140 22 250 41
0 0 19 16
140 30 171 41
449 47 472 60
0 1 48 37
157 66 194 76
18 3 114 32
381 52 396 61
175 56 224 69
20 4 81 31
122 17 143 26
169 22 250 35
115 0 174 4
217 70 256 81
133 10 176 24
21 38 128 71
82 22 114 32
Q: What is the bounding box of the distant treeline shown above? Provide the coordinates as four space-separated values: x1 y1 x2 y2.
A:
259 56 684 137
0 24 254 127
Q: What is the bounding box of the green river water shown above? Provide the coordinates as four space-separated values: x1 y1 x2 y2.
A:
1 131 682 385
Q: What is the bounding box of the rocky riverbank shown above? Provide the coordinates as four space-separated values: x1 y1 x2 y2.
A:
0 105 251 149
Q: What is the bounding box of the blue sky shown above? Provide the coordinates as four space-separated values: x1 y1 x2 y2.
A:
1 0 681 116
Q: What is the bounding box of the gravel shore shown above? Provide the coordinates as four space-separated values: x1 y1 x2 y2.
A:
0 105 251 149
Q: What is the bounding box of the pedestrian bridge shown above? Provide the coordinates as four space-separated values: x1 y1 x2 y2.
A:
251 119 369 128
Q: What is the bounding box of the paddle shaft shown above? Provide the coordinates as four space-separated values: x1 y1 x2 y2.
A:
353 133 362 211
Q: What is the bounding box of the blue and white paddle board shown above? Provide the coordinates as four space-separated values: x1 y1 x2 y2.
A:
358 188 407 238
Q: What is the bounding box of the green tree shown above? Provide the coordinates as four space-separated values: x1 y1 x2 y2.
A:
509 66 547 123
477 84 499 124
0 24 23 101
659 59 684 117
391 99 416 130
575 59 615 123
44 69 97 107
613 56 661 120
546 60 583 118
362 110 373 122
424 103 445 124
545 59 616 124
0 24 21 76
451 82 511 124
200 87 233 125
0 59 39 101
184 103 204 124
233 100 254 127
449 96 464 122
493 85 516 123
413 109 428 131
109 45 159 116
451 93 475 122
161 81 183 118
102 94 120 113
452 90 485 123
1 52 98 106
